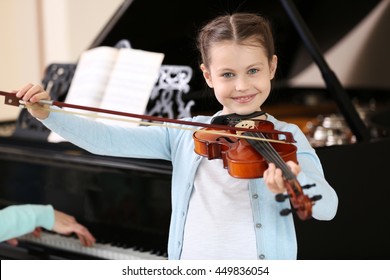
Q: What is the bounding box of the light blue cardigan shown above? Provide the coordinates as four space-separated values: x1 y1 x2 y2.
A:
42 111 338 259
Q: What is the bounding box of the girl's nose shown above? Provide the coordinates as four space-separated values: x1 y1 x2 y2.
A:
235 76 250 92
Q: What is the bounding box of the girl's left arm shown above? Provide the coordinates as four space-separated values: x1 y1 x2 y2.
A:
294 130 339 221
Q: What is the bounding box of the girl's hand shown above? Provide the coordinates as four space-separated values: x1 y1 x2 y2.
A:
15 83 51 120
263 161 301 193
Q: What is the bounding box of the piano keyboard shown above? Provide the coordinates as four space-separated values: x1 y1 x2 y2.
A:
18 232 167 260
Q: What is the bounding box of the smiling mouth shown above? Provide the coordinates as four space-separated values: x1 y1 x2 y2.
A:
232 94 256 103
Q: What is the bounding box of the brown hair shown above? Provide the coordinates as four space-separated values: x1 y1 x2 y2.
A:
197 13 275 68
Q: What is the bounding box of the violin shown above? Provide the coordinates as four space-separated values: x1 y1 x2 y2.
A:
193 114 322 220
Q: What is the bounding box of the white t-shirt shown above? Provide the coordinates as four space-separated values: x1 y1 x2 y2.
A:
180 158 257 259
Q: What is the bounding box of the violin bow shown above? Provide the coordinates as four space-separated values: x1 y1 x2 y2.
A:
0 90 295 144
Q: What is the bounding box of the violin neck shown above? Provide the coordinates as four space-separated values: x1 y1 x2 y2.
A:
244 131 296 180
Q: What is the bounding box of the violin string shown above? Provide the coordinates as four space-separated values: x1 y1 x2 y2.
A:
245 131 295 180
253 134 294 178
247 132 312 214
21 103 288 144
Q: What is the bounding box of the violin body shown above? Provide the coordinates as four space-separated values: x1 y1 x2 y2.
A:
193 126 298 179
193 118 320 220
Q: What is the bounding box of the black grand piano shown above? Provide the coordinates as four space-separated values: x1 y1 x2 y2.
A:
1 0 390 259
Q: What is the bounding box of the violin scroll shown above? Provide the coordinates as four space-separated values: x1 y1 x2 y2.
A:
276 180 322 220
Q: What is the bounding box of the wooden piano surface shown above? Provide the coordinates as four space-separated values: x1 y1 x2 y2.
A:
295 137 390 259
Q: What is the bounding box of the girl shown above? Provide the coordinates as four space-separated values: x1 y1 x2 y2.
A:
15 12 338 260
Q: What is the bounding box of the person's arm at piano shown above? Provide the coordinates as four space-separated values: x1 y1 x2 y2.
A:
0 204 96 247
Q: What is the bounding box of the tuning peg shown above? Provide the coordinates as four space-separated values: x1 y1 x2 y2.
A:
280 208 292 216
275 193 290 202
302 183 316 189
311 195 322 201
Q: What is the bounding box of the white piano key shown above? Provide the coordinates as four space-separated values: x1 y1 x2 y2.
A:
18 232 166 260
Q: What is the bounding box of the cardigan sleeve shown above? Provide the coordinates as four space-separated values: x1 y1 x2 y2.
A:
0 204 55 242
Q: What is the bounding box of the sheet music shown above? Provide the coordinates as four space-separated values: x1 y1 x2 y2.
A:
48 46 164 142
99 48 164 124
63 47 117 107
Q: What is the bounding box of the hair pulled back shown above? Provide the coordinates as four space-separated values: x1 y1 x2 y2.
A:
197 13 275 68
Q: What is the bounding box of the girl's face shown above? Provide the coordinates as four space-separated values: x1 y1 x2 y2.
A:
201 40 277 115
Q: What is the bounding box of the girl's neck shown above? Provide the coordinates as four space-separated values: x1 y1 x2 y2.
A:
211 111 266 125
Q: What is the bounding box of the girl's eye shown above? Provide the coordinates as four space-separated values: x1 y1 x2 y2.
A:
248 68 259 75
222 72 234 78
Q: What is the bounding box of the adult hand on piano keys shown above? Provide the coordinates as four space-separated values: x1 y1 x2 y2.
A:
5 227 43 246
5 211 96 247
52 210 96 247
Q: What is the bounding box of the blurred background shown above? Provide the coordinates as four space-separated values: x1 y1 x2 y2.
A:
0 0 122 121
1 0 389 145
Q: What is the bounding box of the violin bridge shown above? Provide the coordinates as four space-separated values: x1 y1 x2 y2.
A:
235 120 256 136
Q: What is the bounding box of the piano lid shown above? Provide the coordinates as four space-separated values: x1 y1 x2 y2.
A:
89 0 382 89
288 0 390 89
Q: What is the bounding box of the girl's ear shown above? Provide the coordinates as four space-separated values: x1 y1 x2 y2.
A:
270 55 278 80
200 64 213 88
